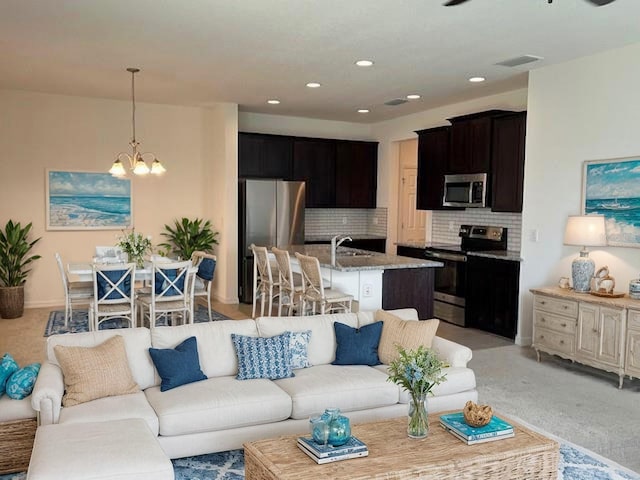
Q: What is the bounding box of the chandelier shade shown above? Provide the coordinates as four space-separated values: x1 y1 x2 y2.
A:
109 68 166 178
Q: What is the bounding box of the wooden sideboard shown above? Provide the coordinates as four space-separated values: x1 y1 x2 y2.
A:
530 286 640 389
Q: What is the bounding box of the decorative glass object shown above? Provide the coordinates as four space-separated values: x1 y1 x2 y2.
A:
309 415 329 445
630 277 640 300
321 408 351 446
408 393 429 439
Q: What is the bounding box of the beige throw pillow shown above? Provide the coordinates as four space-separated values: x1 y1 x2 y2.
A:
54 335 140 407
375 310 440 365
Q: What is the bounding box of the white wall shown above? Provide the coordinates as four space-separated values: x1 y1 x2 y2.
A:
520 42 640 345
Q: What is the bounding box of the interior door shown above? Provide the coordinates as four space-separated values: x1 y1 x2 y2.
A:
398 167 427 244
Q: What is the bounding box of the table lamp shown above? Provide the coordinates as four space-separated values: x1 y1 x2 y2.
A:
563 215 607 293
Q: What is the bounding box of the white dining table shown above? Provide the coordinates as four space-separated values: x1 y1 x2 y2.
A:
67 262 154 282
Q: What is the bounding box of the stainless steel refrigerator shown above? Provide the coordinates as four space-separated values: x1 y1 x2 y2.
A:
238 179 305 303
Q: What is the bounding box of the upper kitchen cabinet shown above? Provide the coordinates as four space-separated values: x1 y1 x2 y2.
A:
491 112 527 213
448 113 494 174
335 140 378 208
238 132 293 179
293 138 336 208
416 126 450 210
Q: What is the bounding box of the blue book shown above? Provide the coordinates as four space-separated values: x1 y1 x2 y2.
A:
297 436 368 458
439 412 514 441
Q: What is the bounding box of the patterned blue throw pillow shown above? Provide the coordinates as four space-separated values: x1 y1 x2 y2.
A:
232 332 294 380
289 331 312 369
0 353 19 396
6 363 41 400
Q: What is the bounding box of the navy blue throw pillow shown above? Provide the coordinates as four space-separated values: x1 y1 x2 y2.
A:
154 269 186 296
149 336 207 392
332 321 383 366
197 258 216 281
96 270 131 300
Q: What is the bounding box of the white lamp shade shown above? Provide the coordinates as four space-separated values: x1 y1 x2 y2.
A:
563 215 607 247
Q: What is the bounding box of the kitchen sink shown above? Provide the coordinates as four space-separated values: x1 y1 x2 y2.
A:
337 251 373 258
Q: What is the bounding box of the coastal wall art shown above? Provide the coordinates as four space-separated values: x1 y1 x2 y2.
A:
46 170 133 230
583 157 640 248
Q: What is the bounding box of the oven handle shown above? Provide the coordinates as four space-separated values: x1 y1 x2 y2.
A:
424 251 467 262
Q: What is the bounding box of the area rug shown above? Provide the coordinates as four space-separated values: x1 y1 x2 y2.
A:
44 305 231 336
2 437 637 480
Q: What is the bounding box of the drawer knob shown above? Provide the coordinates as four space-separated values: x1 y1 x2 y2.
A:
560 340 565 345
561 323 567 328
541 317 546 322
540 335 544 339
593 329 598 333
540 301 546 305
563 305 568 309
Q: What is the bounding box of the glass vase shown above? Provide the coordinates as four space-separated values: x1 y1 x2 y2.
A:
321 408 351 446
408 394 429 439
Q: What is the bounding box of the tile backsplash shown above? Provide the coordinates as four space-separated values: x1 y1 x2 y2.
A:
432 210 522 252
306 208 388 237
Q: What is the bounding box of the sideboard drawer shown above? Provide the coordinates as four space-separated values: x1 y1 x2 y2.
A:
533 310 577 334
534 295 578 318
628 309 640 330
534 327 574 356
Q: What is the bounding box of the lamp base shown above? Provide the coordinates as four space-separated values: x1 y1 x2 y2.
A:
572 252 595 293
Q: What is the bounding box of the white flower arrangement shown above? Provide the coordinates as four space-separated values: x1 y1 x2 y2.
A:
116 229 152 266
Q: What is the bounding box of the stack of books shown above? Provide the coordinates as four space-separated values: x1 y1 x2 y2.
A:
439 412 514 445
297 436 369 464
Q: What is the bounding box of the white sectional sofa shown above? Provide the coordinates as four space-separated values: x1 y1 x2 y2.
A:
31 309 477 460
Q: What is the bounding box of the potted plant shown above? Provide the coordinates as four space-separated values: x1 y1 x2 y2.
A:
159 217 219 260
0 220 42 319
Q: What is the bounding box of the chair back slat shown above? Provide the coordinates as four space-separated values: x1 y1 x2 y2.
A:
295 253 324 299
272 247 294 290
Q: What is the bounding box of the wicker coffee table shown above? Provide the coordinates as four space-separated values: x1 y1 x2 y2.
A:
244 413 559 479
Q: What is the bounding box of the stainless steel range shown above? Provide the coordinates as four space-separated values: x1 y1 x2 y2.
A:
424 225 507 327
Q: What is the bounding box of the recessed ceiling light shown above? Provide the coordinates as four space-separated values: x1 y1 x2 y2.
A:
469 77 486 83
407 94 421 100
306 82 321 88
357 109 370 113
267 99 280 104
355 60 374 67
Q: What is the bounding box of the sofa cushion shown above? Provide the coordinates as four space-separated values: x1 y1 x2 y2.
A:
54 336 140 407
256 313 359 366
149 336 207 391
46 328 156 390
375 310 439 365
373 365 476 402
58 391 160 435
274 364 399 420
290 330 312 369
150 320 259 378
6 363 40 400
232 332 294 380
144 376 292 436
332 321 382 366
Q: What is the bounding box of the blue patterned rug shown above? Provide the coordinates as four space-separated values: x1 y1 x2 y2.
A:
44 305 231 336
1 441 637 480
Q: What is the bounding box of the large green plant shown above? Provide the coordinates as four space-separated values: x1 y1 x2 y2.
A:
159 218 219 260
0 220 42 287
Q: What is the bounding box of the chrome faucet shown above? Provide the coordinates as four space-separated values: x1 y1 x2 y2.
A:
331 235 352 265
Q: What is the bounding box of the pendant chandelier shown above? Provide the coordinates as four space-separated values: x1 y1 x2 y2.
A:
109 68 166 177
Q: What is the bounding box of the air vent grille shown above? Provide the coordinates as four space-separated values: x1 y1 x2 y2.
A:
385 98 408 106
495 55 543 67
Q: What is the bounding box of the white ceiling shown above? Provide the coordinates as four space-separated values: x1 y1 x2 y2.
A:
1 0 640 123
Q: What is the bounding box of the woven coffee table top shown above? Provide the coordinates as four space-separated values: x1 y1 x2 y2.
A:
244 412 559 480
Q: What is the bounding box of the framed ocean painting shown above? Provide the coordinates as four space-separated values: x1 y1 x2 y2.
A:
582 157 640 248
46 170 133 230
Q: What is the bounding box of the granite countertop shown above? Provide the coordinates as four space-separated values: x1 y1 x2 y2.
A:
305 234 387 242
287 244 442 272
530 286 640 309
396 241 522 262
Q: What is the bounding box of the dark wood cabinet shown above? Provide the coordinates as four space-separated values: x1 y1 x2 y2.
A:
335 140 378 208
491 112 527 213
383 268 434 319
238 132 293 179
448 116 492 174
292 138 336 208
416 127 450 210
465 255 520 339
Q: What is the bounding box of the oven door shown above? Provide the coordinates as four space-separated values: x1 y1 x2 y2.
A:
424 250 467 326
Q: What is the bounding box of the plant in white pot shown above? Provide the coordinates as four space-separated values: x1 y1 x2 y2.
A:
0 220 42 319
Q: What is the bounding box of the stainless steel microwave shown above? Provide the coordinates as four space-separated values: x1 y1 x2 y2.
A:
442 173 487 208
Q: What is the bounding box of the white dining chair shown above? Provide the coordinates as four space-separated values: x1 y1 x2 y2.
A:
89 263 137 331
55 253 94 327
190 251 217 321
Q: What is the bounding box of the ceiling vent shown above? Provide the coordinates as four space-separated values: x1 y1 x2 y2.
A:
495 55 543 67
385 98 408 106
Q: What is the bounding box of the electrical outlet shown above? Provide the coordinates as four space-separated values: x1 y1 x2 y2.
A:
363 284 373 297
342 217 347 225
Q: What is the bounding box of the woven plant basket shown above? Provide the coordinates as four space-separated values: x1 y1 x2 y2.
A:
0 286 24 319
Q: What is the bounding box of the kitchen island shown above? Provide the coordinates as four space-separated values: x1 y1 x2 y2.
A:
287 245 442 317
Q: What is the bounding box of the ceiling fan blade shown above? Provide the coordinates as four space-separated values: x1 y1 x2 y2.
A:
443 0 471 5
586 0 616 5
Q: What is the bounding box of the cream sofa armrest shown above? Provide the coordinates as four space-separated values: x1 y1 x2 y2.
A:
431 336 472 368
31 362 64 425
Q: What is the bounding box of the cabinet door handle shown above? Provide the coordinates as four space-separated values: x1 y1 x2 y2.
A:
593 328 598 334
541 317 546 322
540 301 546 305
561 323 567 327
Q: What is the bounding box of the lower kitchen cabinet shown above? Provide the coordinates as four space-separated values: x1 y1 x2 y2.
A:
382 268 434 319
531 287 640 389
466 255 520 339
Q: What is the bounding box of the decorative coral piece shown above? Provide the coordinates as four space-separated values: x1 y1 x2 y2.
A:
463 400 493 427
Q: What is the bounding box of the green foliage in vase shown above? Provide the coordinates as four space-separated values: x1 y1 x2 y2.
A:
0 220 42 287
116 229 152 265
159 217 219 260
387 345 447 398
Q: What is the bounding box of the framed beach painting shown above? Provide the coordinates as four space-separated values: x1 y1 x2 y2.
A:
582 157 640 248
46 170 133 230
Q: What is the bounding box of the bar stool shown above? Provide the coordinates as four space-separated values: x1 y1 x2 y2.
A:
272 247 304 316
294 252 353 315
251 245 280 317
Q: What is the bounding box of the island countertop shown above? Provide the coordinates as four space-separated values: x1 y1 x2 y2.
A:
286 245 442 272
